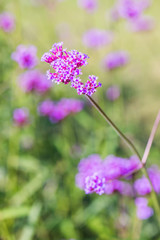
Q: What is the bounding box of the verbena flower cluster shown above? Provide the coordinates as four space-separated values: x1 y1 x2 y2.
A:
75 154 160 219
13 108 30 127
0 12 15 33
12 45 38 69
38 98 84 122
41 42 101 96
18 70 51 94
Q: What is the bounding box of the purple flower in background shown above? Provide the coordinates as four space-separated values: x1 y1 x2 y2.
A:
38 98 84 122
117 0 150 20
0 12 15 32
77 0 98 13
76 154 141 195
83 29 113 49
19 70 51 94
135 197 153 220
41 42 101 96
11 45 38 69
134 176 151 195
102 51 129 70
49 98 84 122
103 155 141 180
148 165 160 193
38 99 55 116
105 180 133 196
106 85 120 101
134 165 160 195
13 108 30 127
129 15 154 32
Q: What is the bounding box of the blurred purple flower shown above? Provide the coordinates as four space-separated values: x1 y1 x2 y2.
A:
41 42 101 96
0 12 15 32
103 155 141 180
134 165 160 195
148 165 160 193
102 51 129 70
105 180 133 196
135 197 153 220
77 0 98 13
129 15 154 32
76 154 141 195
106 85 120 101
117 0 150 20
49 98 84 122
19 70 51 94
13 108 30 127
38 99 55 116
38 98 84 122
134 176 151 195
83 29 113 49
11 45 38 69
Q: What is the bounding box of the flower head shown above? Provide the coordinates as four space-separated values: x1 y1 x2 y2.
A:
0 12 15 32
12 45 38 69
13 108 30 127
18 70 51 94
41 42 101 96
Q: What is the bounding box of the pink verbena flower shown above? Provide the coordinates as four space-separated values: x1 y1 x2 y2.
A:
0 12 15 32
18 70 51 94
128 15 154 32
83 29 113 49
102 51 129 70
77 0 98 13
38 98 84 122
13 108 30 127
41 42 101 96
106 85 120 101
11 45 38 69
135 197 153 220
76 154 141 195
71 75 101 96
